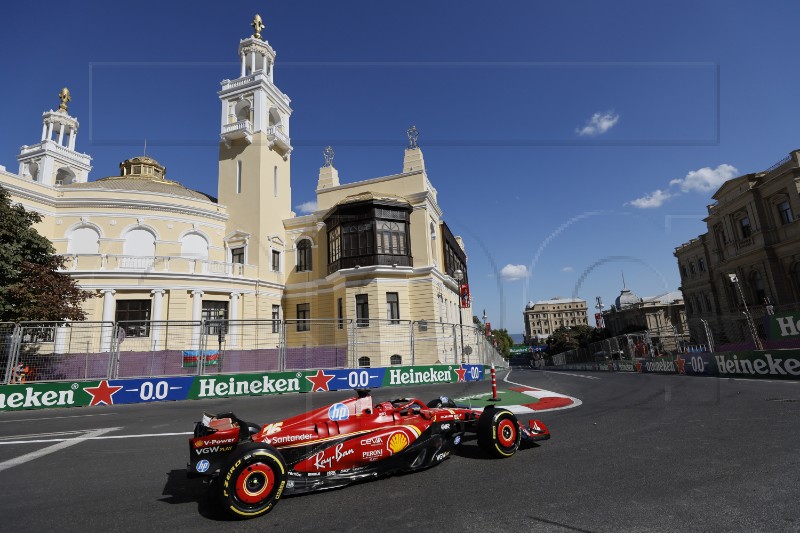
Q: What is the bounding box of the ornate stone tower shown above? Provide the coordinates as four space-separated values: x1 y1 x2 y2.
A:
217 14 293 276
16 88 92 186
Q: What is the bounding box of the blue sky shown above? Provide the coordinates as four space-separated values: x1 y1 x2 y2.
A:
2 1 799 334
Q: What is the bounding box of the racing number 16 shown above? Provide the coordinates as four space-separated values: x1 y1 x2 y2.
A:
347 370 370 388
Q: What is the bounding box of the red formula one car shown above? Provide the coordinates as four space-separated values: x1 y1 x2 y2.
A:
188 389 550 519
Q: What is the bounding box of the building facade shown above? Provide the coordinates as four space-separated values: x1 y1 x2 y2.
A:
523 297 588 342
601 288 689 353
0 16 471 366
674 149 800 348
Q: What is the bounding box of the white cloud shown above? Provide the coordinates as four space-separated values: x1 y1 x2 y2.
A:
561 266 574 272
669 164 738 193
499 264 530 281
629 189 672 209
576 111 619 136
628 163 738 209
295 200 317 214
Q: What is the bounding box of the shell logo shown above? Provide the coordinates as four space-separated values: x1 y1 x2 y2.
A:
387 432 409 454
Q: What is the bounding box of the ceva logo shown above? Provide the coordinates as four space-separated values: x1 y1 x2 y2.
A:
328 403 349 421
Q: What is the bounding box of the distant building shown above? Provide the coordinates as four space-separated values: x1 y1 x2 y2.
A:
523 297 588 342
674 149 800 348
601 288 689 352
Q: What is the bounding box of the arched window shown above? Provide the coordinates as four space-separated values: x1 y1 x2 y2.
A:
55 167 76 186
122 228 156 269
390 354 402 365
67 226 100 254
180 233 209 260
358 356 371 368
297 239 312 272
235 100 251 122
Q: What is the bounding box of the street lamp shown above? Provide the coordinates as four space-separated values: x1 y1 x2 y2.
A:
454 269 466 363
728 273 763 350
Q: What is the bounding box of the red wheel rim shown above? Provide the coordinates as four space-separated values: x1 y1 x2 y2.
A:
497 419 517 447
235 463 275 504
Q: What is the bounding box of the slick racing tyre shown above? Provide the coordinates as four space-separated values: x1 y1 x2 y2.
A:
218 443 287 518
476 407 522 458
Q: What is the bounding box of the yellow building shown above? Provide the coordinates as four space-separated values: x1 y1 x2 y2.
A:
523 297 589 342
0 16 472 367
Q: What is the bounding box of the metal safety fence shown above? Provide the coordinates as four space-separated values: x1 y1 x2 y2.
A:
1 318 506 384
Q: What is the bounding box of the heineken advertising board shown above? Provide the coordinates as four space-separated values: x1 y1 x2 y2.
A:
0 364 483 412
712 350 800 379
767 313 800 339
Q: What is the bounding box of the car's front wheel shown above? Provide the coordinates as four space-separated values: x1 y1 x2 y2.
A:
217 443 287 519
476 407 522 458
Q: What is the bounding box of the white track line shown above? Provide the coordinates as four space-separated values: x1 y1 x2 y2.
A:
0 431 193 445
532 370 600 380
0 413 113 424
0 427 120 473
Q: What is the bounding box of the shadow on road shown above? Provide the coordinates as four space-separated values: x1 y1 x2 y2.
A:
159 469 228 521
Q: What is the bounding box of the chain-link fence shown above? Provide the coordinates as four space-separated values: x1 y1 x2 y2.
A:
1 318 506 383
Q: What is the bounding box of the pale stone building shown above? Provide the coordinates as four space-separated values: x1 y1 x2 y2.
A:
601 288 689 352
523 297 588 342
0 16 471 366
674 149 800 348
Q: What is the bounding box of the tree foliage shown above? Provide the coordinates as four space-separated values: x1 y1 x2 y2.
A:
547 324 610 354
490 327 514 358
0 186 94 322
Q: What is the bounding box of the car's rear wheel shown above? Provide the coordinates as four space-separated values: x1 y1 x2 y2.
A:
217 443 287 518
476 407 521 458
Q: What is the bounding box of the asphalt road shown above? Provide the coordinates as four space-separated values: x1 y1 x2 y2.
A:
1 369 798 532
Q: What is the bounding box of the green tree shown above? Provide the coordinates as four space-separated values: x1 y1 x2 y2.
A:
0 186 94 322
491 328 514 358
472 315 486 335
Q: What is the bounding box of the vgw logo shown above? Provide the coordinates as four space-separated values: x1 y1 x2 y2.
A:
328 403 349 421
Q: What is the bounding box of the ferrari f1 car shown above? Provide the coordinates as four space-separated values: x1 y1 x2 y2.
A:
187 389 550 518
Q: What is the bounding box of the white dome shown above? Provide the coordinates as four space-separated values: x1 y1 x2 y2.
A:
615 289 641 310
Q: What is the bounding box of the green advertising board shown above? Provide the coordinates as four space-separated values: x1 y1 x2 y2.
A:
767 313 800 339
712 350 800 379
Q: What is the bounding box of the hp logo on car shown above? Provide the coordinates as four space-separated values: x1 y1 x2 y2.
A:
328 403 349 421
196 459 210 473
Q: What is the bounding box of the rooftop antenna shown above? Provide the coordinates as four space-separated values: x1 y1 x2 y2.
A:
621 271 627 289
143 138 147 156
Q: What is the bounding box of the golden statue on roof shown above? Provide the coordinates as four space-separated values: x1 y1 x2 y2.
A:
58 87 71 113
251 14 264 39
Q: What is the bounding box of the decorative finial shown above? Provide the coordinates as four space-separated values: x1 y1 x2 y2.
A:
251 14 265 39
407 125 419 149
58 87 71 113
323 146 335 167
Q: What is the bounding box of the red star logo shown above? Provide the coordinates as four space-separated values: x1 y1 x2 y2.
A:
84 380 123 406
675 355 686 374
454 366 467 382
635 361 643 373
306 370 335 391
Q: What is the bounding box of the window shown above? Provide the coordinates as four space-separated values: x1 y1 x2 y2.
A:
115 300 151 337
390 354 402 365
680 264 688 278
356 294 369 327
704 293 713 312
376 221 407 255
387 292 400 324
272 304 280 334
752 271 766 304
296 303 310 331
698 258 706 272
689 261 696 274
272 250 281 272
337 298 343 329
358 356 371 368
328 226 341 263
739 216 751 238
231 247 245 264
778 201 793 225
236 160 242 194
343 223 374 258
297 239 312 272
202 301 228 335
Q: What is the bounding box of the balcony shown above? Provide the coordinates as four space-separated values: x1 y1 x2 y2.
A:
266 125 292 158
221 119 252 146
58 254 254 279
328 254 413 275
